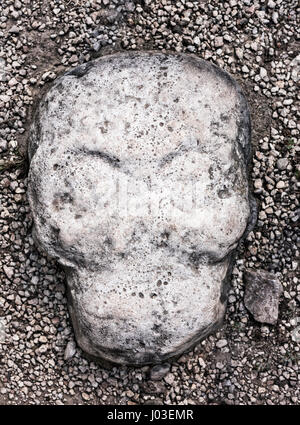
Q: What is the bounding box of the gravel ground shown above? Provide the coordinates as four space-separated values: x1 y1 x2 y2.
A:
0 0 299 406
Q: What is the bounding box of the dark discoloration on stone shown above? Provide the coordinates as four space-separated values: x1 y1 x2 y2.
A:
219 251 236 304
65 61 95 79
72 148 121 168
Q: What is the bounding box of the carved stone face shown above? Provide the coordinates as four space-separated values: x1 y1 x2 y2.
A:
28 52 254 365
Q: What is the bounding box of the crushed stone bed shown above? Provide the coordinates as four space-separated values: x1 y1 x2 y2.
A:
0 0 299 406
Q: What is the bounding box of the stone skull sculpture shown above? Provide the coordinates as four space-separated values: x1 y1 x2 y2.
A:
28 52 255 366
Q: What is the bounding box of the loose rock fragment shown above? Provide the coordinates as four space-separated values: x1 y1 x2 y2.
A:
9 25 21 34
244 269 283 325
64 340 77 361
216 339 227 348
3 266 14 280
150 363 170 381
276 158 288 170
0 319 6 343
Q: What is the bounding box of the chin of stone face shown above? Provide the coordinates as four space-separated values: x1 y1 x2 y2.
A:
27 51 256 366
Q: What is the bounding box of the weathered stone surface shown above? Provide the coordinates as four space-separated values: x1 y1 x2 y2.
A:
28 51 255 365
244 269 283 324
64 340 77 361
